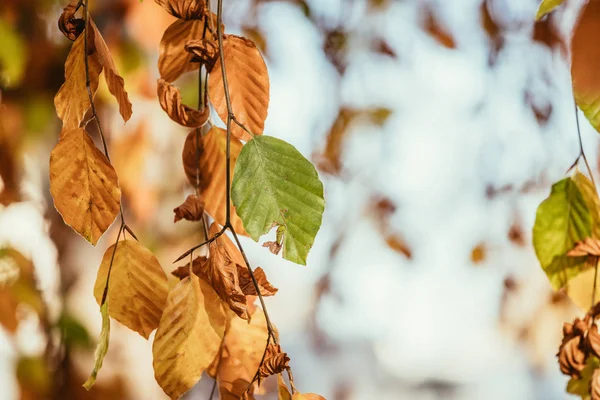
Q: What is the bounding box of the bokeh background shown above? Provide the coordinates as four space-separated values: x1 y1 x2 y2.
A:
0 0 595 399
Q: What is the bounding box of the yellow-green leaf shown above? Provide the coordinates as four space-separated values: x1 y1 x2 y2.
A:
83 301 110 390
535 0 565 20
573 171 600 238
567 356 599 399
231 135 325 265
93 240 168 339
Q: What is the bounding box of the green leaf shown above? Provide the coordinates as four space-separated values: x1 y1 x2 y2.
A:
83 301 110 390
567 356 599 399
232 135 325 265
573 171 600 238
535 0 565 20
533 177 592 287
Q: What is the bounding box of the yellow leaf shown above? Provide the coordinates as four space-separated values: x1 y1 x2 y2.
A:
292 394 326 400
536 0 565 20
49 128 121 245
54 32 102 130
93 240 169 338
152 274 226 399
278 374 292 400
91 20 132 123
182 127 246 234
158 19 203 82
83 301 110 390
209 35 270 142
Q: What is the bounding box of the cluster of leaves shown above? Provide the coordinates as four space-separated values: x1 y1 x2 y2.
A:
49 0 326 399
533 1 600 398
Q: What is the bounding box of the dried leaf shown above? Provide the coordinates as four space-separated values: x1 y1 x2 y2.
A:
49 128 121 245
158 19 203 82
54 33 102 130
572 0 600 132
569 238 600 257
182 127 246 233
157 79 209 127
592 368 600 400
567 356 599 399
209 35 270 141
558 318 589 378
155 0 207 20
589 324 600 359
292 394 326 400
238 266 277 297
258 344 290 378
58 2 85 41
93 240 168 339
152 274 226 400
185 38 218 70
90 20 132 123
278 374 292 400
536 0 565 20
83 301 110 390
263 241 282 255
174 194 205 222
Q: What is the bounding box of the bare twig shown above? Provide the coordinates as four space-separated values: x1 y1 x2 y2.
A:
100 222 124 306
568 99 597 190
172 226 226 263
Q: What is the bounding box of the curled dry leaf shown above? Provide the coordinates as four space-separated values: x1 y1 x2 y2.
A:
58 2 85 41
159 19 203 82
185 38 218 71
49 128 121 245
182 128 246 233
258 344 290 379
558 318 589 378
263 241 282 255
155 0 207 20
569 238 600 257
90 20 132 123
209 35 270 142
157 79 209 127
173 194 205 222
152 274 226 400
589 324 600 359
93 240 169 339
54 33 102 130
592 368 600 400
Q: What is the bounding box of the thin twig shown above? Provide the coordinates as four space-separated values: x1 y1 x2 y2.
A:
570 99 597 190
100 222 124 305
173 227 226 263
231 116 255 138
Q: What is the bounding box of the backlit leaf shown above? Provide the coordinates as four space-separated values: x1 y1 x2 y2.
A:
93 240 168 338
573 171 600 238
54 33 102 130
158 19 203 82
278 374 292 400
572 0 600 132
182 127 246 233
158 79 209 127
232 135 325 265
152 274 226 400
292 394 326 400
536 0 565 20
209 35 269 142
83 301 110 390
49 128 121 245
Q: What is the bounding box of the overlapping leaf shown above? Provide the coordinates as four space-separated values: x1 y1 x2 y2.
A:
157 79 209 127
208 35 270 141
155 0 207 20
54 33 102 130
182 127 246 233
152 274 226 399
83 301 110 390
536 0 565 20
232 135 325 265
158 19 204 82
93 240 168 339
572 0 600 132
49 128 121 245
173 194 204 222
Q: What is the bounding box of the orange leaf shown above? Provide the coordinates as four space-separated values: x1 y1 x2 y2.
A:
182 127 246 233
208 35 269 141
54 33 102 130
185 38 219 71
157 79 209 127
258 344 290 379
58 2 84 41
173 194 205 223
155 0 207 20
158 19 203 82
568 237 600 257
292 394 326 400
49 128 121 245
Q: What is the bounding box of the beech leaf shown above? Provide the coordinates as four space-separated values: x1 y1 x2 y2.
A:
152 274 226 400
536 0 565 20
278 374 292 400
232 135 325 265
158 19 203 82
49 128 121 245
155 0 207 20
93 240 169 339
173 194 205 223
58 2 84 41
157 79 209 128
54 33 102 130
185 38 218 71
208 35 270 142
83 301 110 390
182 127 246 233
258 344 290 379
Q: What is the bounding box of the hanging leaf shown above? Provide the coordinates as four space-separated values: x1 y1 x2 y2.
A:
157 79 209 127
278 374 292 400
292 394 326 400
208 35 270 142
573 172 600 238
90 20 132 123
182 127 247 233
83 301 110 390
93 240 169 339
572 0 600 132
536 0 565 20
232 135 325 265
54 33 102 130
533 177 592 288
173 194 205 223
155 0 207 20
49 128 121 245
158 19 203 82
152 274 226 400
258 344 290 379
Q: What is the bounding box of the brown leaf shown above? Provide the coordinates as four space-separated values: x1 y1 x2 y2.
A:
185 38 218 71
174 194 205 222
155 0 207 20
258 344 290 379
569 238 600 257
158 19 203 82
588 324 600 359
292 394 326 400
58 1 84 41
262 241 282 255
90 20 132 123
54 33 102 130
49 128 121 245
238 266 278 297
157 79 209 127
209 35 270 141
182 127 246 233
558 318 589 378
592 368 600 400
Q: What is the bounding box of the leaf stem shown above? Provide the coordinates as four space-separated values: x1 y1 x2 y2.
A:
100 222 124 306
569 99 597 190
172 227 226 263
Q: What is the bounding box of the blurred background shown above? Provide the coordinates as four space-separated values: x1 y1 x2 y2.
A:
0 0 595 399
